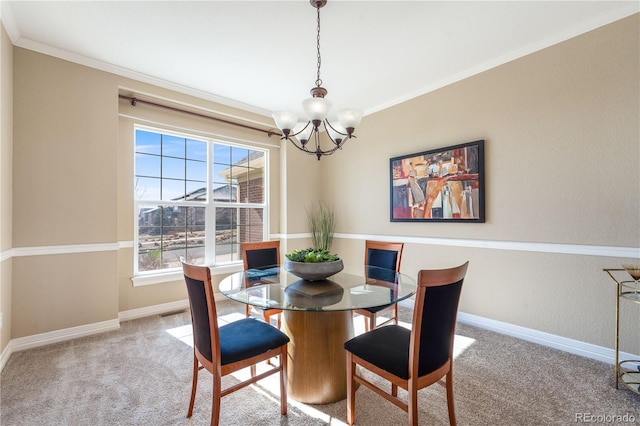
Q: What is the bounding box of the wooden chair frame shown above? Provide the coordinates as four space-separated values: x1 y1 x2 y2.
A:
241 240 283 329
347 262 469 426
182 261 288 426
353 240 405 331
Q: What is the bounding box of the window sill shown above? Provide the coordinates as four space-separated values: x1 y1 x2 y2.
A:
131 263 244 287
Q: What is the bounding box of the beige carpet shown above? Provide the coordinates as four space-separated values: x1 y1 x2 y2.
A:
1 300 639 425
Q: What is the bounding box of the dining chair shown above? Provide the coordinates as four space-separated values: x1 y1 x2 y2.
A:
353 240 404 331
344 262 469 426
181 259 289 426
241 240 283 329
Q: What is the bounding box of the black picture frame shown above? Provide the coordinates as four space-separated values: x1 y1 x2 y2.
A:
390 140 485 222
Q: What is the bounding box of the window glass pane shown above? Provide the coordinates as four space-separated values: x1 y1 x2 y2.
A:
185 182 206 200
232 165 249 180
246 169 264 203
162 156 185 180
135 153 161 178
238 207 264 243
162 134 185 158
213 144 231 163
135 177 161 200
212 183 237 202
231 146 249 164
186 159 206 181
162 178 186 201
135 130 161 155
237 180 248 203
247 150 265 167
186 139 207 160
137 205 206 272
246 207 265 226
212 163 231 185
138 206 162 272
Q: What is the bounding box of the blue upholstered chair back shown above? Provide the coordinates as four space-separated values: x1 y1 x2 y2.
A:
366 248 399 271
245 247 278 270
416 279 464 376
184 275 215 362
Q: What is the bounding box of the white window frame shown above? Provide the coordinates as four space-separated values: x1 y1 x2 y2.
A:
132 124 268 286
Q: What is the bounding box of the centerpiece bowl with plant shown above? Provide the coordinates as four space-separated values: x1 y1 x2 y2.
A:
284 202 343 281
284 248 344 281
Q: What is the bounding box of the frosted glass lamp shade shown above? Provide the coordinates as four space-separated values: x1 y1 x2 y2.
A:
272 110 298 132
337 108 363 130
293 122 314 143
327 122 348 141
302 97 332 121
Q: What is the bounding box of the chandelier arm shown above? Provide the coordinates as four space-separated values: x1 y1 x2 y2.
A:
283 133 344 160
323 120 349 136
289 121 312 138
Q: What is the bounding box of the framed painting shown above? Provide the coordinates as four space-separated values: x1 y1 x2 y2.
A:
390 140 485 222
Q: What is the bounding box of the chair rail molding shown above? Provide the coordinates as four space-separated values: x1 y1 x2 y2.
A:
279 233 640 259
2 237 637 261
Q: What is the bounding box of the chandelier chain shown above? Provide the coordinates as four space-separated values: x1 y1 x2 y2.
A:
315 5 322 88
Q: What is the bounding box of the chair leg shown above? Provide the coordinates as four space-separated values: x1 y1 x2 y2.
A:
187 354 198 418
263 310 280 366
408 381 419 426
392 303 399 325
245 304 251 318
365 313 375 332
446 370 456 425
346 352 355 425
276 312 281 329
279 345 288 415
211 374 222 426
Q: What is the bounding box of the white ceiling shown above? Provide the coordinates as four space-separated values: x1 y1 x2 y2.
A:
2 1 638 122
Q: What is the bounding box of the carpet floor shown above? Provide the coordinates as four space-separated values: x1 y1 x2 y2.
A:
1 300 639 425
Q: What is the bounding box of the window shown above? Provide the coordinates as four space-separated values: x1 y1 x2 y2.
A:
134 127 267 275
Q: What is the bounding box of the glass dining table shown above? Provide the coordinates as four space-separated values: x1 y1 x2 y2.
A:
219 263 417 404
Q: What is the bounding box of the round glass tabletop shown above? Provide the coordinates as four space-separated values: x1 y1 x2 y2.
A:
219 264 417 311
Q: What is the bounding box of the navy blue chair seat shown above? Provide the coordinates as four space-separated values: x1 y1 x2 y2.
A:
219 318 290 365
344 325 411 379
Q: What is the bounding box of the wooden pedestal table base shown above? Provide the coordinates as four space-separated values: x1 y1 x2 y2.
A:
283 310 354 404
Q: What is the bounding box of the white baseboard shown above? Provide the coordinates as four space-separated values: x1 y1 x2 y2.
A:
0 340 13 372
400 298 635 366
3 318 121 372
118 299 190 322
456 311 638 365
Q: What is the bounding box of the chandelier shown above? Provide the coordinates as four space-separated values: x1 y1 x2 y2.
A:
272 0 362 160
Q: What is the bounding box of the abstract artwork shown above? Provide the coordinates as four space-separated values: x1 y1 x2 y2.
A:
390 140 485 222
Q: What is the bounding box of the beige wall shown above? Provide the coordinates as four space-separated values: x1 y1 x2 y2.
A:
1 23 13 353
3 14 639 357
323 15 639 353
10 47 283 337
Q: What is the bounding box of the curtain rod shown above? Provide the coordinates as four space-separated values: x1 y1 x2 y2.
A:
118 94 280 137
